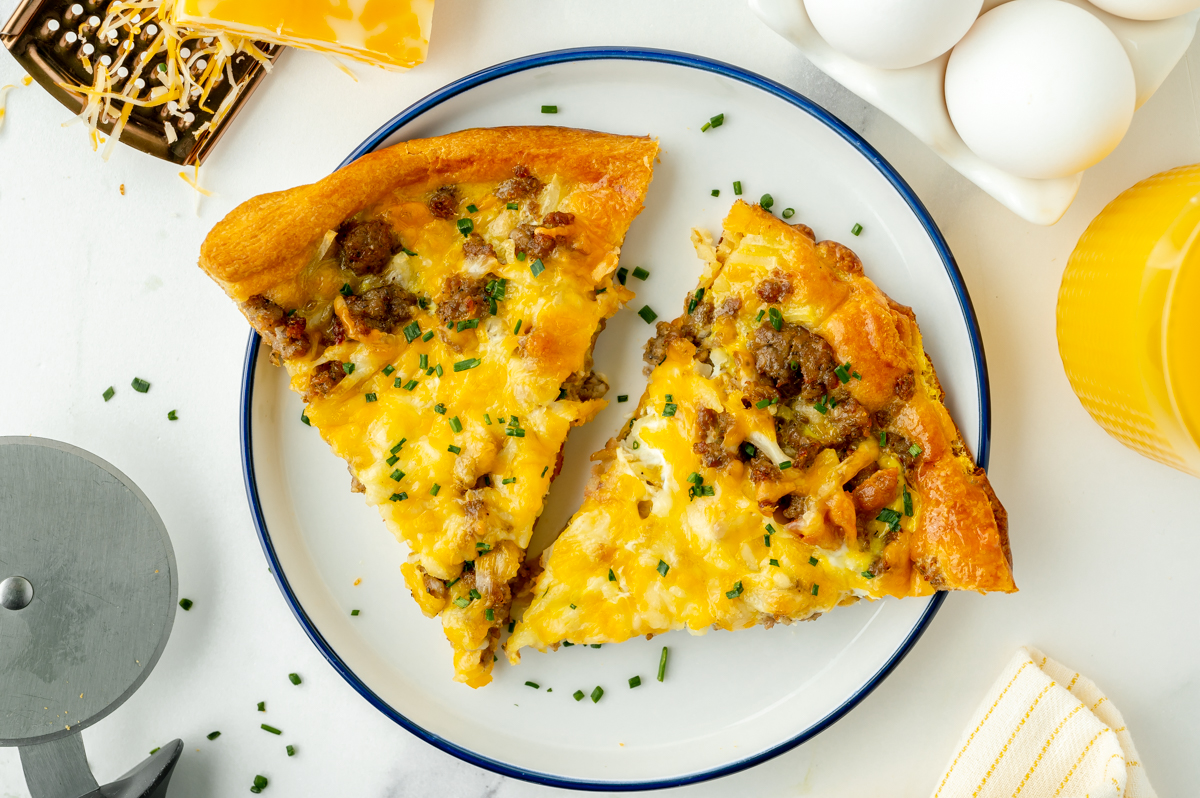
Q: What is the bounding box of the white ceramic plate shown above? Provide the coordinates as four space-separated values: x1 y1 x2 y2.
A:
241 48 990 790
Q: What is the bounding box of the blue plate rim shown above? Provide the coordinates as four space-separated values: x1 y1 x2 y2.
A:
240 45 987 791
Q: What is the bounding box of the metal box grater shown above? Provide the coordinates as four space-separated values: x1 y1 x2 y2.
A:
1 0 283 165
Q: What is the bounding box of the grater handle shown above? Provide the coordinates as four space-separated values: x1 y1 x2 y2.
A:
19 735 181 798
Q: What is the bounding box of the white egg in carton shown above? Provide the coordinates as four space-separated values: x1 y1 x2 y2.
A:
749 0 1200 224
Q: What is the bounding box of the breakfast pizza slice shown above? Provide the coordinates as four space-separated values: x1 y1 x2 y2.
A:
507 200 1013 660
199 127 658 686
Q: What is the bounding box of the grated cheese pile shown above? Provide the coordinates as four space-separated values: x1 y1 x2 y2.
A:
65 0 273 160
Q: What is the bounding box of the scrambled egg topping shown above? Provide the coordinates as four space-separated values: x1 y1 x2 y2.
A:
508 201 1011 659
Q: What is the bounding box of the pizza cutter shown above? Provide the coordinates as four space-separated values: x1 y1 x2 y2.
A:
0 437 181 798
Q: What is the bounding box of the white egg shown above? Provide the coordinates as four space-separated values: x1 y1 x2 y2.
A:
945 0 1135 180
805 0 983 70
1088 0 1200 20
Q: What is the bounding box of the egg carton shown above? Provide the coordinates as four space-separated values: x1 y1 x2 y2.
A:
1 0 282 165
749 0 1200 224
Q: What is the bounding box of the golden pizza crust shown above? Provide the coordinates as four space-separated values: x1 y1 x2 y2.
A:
507 201 1012 661
197 127 658 687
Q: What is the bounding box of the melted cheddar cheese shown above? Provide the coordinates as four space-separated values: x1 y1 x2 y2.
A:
172 0 434 71
507 201 1013 659
198 128 658 686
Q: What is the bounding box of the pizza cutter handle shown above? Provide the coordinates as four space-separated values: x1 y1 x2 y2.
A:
19 735 182 798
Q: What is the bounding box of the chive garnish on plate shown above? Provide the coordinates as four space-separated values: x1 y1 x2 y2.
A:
261 724 282 735
131 377 150 393
637 305 658 324
657 646 668 681
288 673 301 685
103 386 115 401
179 598 193 611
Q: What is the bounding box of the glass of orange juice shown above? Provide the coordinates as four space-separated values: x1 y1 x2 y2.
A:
1057 164 1200 478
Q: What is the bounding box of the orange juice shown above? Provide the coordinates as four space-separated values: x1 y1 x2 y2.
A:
1058 164 1200 477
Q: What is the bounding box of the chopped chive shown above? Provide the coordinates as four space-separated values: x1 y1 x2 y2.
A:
909 444 922 457
402 379 418 391
876 507 902 532
608 568 616 582
513 319 522 334
251 775 268 792
484 413 492 425
485 608 494 621
754 397 773 409
449 416 463 433
755 309 765 323
340 282 353 296
207 731 221 740
386 455 398 466
149 747 160 755
401 246 419 257
390 469 404 481
422 330 434 342
697 485 715 496
629 675 642 688
782 208 795 219
733 180 742 195
903 485 913 517
687 472 701 484
778 460 792 470
741 442 758 458
167 409 178 421
812 584 819 595
851 223 863 236
286 745 296 757
466 204 478 213
525 681 540 689
418 354 428 370
530 259 545 277
570 604 577 609
344 362 355 374
505 427 526 437
389 492 408 502
770 558 780 567
383 364 395 376
861 571 874 579
456 318 479 332
288 673 301 685
631 266 650 281
657 646 668 681
103 386 115 401
768 306 783 331
701 121 711 132
631 440 640 449
364 393 377 403
453 597 470 608
434 403 446 414
595 287 607 295
617 267 629 285
814 395 830 415
809 556 819 566
765 523 777 535
447 577 461 589
447 444 462 455
507 202 519 210
509 621 515 632
468 588 482 601
131 377 150 393
261 724 282 735
430 484 441 496
542 105 558 113
562 641 573 646
403 320 420 342
711 189 720 197
435 364 444 377
456 218 474 236
590 686 604 703
687 287 705 314
637 305 658 324
541 466 549 477
764 534 771 547
760 194 774 210
179 598 193 610
351 609 360 616
454 358 481 372
662 403 677 417
257 702 265 711
501 476 517 485
657 560 669 577
880 430 887 446
617 395 628 402
517 252 527 261
573 690 585 701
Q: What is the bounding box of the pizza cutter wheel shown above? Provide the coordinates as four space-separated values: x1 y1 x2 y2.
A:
0 437 180 798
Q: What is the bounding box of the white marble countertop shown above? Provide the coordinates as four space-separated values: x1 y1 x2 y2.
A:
2 2 1198 796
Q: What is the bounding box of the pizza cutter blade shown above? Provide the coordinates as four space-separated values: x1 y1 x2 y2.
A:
0 437 181 798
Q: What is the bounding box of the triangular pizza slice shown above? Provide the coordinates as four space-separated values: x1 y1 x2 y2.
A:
507 200 1013 660
199 127 658 686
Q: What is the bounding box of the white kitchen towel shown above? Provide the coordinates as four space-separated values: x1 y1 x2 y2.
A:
931 647 1154 798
